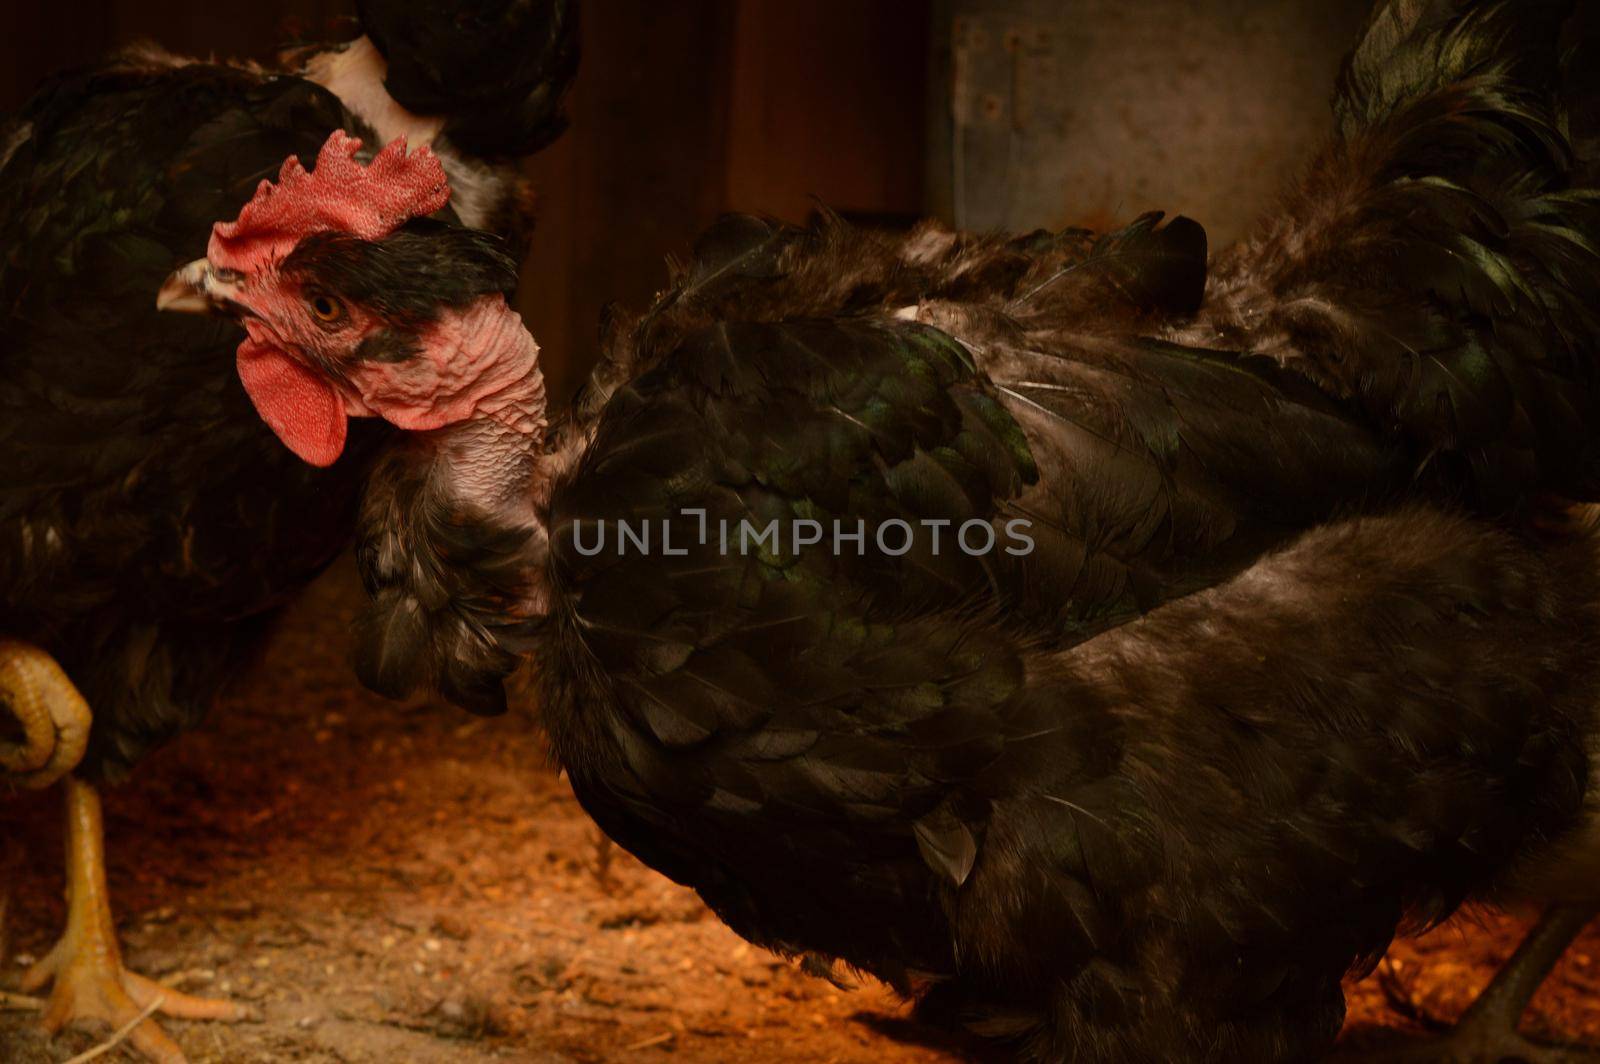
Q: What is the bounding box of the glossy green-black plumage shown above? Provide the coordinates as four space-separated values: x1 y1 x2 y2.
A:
357 0 578 159
538 248 1595 1059
0 60 390 779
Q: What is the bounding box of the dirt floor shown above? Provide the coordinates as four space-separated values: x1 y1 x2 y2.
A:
3 559 1600 1063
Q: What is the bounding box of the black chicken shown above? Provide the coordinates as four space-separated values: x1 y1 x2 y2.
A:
0 4 575 1060
169 0 1600 1059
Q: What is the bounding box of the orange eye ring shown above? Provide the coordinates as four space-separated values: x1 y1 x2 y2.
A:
306 290 345 324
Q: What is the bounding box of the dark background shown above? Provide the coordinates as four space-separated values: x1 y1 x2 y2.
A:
2 0 1368 400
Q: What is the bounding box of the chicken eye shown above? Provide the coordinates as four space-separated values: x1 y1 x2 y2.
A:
306 290 345 324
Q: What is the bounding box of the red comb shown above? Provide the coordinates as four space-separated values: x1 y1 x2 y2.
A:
208 130 450 270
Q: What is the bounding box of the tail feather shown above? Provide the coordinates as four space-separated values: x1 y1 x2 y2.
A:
1200 0 1600 510
1337 0 1570 138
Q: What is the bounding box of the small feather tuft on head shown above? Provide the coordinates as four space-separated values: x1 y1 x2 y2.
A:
208 130 451 271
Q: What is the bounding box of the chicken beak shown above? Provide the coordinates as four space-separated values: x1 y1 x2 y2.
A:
156 258 244 314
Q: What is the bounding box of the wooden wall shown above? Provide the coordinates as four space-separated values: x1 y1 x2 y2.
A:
521 2 928 400
2 1 350 105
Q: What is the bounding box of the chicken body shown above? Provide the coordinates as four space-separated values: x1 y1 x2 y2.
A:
523 256 1600 1061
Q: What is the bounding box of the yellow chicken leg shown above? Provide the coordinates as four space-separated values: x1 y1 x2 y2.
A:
20 778 259 1063
2 643 256 1062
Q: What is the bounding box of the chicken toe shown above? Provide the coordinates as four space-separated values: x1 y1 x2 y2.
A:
19 777 257 1063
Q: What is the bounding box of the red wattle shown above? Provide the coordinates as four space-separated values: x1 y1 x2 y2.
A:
236 338 349 467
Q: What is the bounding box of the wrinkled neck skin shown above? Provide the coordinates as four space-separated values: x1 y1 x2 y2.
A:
413 301 552 518
301 37 510 232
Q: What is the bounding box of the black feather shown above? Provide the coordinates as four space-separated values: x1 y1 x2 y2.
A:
356 0 579 158
1018 210 1208 316
353 589 428 699
284 221 520 326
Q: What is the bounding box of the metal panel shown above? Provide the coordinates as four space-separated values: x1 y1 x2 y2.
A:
928 0 1371 243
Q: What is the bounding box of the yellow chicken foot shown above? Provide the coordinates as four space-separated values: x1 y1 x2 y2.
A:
17 779 258 1063
0 639 90 789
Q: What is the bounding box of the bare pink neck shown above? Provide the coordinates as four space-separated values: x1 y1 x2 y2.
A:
416 300 551 514
469 342 548 442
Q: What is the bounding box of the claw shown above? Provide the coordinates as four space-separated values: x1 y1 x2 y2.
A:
0 640 91 789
